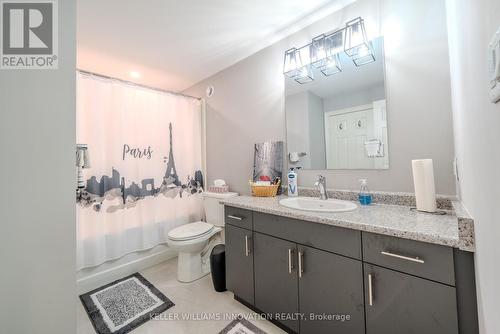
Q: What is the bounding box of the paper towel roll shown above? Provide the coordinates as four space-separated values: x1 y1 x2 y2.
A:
412 159 437 212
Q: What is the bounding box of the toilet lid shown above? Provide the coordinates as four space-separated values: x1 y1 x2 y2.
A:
168 222 215 241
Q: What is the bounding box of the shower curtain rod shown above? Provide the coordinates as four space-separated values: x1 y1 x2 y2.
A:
77 69 202 101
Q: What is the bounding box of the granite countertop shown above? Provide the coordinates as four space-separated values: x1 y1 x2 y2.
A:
221 195 475 252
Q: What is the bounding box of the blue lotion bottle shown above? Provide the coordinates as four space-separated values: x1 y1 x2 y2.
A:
359 179 372 205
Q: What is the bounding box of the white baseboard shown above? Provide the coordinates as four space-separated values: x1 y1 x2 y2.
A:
77 247 177 294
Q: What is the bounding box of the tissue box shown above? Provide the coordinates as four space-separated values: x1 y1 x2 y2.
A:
208 185 229 193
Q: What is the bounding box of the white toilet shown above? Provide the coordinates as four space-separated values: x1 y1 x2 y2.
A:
167 191 238 282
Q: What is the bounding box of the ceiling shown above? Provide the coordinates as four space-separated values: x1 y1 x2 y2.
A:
77 0 355 93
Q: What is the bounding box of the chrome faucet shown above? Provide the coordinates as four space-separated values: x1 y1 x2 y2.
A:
315 175 328 200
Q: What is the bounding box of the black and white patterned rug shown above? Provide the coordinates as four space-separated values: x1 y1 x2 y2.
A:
80 273 174 334
219 317 268 334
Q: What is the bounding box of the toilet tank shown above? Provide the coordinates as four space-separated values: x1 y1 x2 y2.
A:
203 191 238 227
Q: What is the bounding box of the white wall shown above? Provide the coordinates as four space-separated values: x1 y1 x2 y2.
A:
307 92 326 168
0 1 77 333
446 0 500 333
286 91 326 169
184 0 457 195
286 92 312 168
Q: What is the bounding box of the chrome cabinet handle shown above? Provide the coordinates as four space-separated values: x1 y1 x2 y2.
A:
245 235 250 256
288 249 294 274
298 250 304 278
228 215 244 221
368 273 374 306
381 251 425 264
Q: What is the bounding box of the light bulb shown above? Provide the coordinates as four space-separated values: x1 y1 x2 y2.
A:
358 45 369 57
129 71 141 79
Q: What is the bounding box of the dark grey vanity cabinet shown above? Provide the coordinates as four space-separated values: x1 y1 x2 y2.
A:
254 232 300 333
364 264 459 334
298 245 365 334
224 206 477 334
225 224 254 305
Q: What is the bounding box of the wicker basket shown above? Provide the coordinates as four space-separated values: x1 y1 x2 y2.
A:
250 181 281 197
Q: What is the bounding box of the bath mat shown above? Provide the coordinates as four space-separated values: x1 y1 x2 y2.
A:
219 317 268 334
80 273 174 334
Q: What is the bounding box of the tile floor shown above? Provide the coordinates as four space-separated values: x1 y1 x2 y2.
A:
77 257 286 334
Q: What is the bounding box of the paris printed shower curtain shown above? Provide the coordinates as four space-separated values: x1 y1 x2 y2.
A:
76 72 204 269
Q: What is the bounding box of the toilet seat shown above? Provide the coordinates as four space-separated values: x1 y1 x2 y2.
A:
168 222 215 241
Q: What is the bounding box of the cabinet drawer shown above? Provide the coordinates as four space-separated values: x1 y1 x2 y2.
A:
362 232 455 285
225 206 253 230
254 212 361 259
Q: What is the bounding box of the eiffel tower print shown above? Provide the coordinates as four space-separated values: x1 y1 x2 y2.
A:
162 123 181 188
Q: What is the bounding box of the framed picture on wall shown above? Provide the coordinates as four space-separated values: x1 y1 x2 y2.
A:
253 141 284 194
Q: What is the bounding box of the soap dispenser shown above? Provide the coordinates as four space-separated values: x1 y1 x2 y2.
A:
359 179 372 205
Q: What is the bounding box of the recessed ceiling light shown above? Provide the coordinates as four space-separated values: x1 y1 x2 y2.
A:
129 71 141 79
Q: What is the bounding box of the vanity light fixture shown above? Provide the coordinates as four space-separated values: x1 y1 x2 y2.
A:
283 47 302 78
344 17 375 66
310 34 328 68
327 28 345 55
295 64 314 84
321 53 342 76
283 16 376 83
351 43 376 66
294 45 314 84
320 29 344 76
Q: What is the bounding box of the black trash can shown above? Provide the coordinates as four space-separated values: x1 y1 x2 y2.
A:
210 244 226 292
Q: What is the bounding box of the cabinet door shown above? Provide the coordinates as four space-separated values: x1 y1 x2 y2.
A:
364 264 459 334
298 246 365 334
254 232 299 333
225 224 254 305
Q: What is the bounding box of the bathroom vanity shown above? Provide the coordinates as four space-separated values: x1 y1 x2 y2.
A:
222 196 478 334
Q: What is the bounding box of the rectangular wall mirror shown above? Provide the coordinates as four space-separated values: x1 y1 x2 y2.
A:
285 36 388 170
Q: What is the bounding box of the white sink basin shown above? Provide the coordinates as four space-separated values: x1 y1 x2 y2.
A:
279 197 357 213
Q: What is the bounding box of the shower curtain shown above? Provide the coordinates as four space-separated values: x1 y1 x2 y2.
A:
76 72 204 270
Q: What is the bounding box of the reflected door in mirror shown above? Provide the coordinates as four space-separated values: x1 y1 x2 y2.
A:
325 100 388 169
